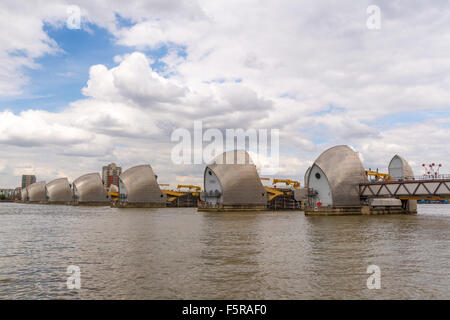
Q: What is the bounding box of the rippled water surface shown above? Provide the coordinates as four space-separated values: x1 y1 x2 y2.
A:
0 203 448 299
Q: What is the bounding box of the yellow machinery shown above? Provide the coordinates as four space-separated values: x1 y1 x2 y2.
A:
264 186 284 201
108 191 119 201
158 184 179 202
160 184 202 202
106 185 119 202
161 189 185 202
177 185 201 191
260 178 303 209
365 170 391 182
177 185 201 197
260 178 300 201
272 179 301 189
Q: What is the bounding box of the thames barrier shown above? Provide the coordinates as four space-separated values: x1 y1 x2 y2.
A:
14 145 450 216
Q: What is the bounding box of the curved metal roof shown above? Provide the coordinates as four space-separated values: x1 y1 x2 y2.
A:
310 145 366 206
73 173 108 203
119 165 166 203
46 178 73 202
210 150 254 165
205 150 267 206
388 155 414 180
27 181 47 202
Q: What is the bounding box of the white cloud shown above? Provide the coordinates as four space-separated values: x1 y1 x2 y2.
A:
0 1 69 95
1 0 450 187
0 51 276 186
0 110 92 146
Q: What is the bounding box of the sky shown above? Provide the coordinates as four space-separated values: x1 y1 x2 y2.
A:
0 0 449 188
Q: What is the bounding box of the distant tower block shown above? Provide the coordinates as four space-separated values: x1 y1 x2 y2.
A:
388 155 414 181
72 173 109 205
305 145 366 214
27 181 47 203
46 178 73 204
102 162 122 188
118 164 166 207
21 174 36 189
199 150 268 211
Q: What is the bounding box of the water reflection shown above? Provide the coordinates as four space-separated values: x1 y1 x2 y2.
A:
0 203 448 299
196 212 264 299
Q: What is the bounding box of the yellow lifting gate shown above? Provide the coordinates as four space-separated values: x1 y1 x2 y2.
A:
159 184 202 202
261 178 301 201
264 186 284 201
177 185 201 196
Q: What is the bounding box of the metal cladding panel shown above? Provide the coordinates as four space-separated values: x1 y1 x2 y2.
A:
313 145 366 206
27 181 47 202
206 163 267 206
211 150 253 165
21 188 28 201
388 155 414 180
294 188 308 201
73 173 108 203
304 166 311 188
46 178 73 202
119 165 166 203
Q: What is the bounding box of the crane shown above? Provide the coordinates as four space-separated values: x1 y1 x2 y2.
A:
177 185 201 192
365 170 391 182
272 179 301 189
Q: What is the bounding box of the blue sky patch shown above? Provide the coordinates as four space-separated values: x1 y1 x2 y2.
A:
0 22 180 113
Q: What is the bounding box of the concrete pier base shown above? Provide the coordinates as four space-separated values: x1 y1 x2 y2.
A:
403 199 418 214
71 202 110 206
112 202 166 208
305 203 417 216
305 206 363 216
198 204 267 212
47 202 72 205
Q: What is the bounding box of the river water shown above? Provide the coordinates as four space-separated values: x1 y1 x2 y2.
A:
0 203 448 299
